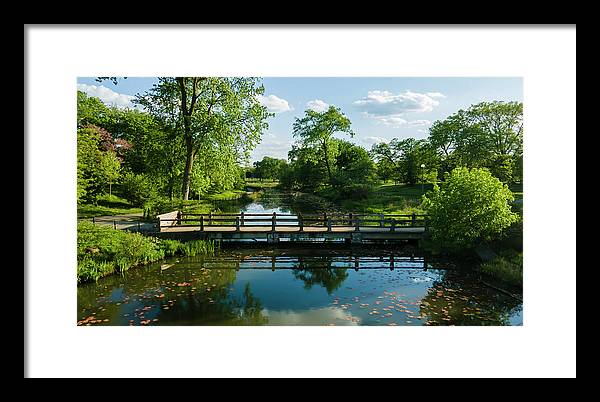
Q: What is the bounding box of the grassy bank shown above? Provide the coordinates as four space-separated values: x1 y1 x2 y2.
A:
78 189 250 219
245 179 280 190
322 183 432 215
77 194 143 218
77 221 215 284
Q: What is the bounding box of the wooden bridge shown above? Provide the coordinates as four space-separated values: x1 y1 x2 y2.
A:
153 211 428 244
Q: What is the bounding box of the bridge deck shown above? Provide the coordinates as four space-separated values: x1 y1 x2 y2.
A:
154 211 428 242
159 225 426 234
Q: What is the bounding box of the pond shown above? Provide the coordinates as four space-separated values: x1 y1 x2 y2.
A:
77 189 523 326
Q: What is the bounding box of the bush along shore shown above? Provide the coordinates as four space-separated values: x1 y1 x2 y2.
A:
77 221 216 284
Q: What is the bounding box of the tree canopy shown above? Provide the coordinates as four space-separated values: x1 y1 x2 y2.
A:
292 106 354 186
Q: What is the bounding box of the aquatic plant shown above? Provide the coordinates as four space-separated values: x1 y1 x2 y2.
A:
77 221 215 283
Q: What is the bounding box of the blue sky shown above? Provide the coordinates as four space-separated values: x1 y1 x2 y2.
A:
77 77 522 163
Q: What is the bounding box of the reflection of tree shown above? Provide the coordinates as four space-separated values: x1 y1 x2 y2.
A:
418 271 522 326
292 257 348 294
77 256 268 325
254 190 289 211
228 283 268 325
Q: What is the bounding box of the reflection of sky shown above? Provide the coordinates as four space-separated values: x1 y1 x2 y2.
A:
262 307 361 326
508 306 523 326
240 202 298 226
229 268 446 325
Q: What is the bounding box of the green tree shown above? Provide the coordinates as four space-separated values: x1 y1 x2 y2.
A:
427 101 523 182
77 91 111 128
281 144 330 191
120 172 158 215
371 138 436 185
292 106 354 186
136 77 270 200
77 125 100 203
466 101 523 157
77 124 121 204
97 151 121 197
253 156 287 181
333 140 376 186
422 167 519 250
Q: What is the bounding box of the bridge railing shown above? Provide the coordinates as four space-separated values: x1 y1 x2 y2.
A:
157 211 428 232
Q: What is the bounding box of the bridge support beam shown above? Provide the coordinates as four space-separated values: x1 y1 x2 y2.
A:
267 233 279 244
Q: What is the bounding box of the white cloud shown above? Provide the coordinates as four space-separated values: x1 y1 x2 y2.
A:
262 307 361 326
306 99 330 112
354 90 440 128
426 92 446 98
77 84 136 109
373 115 408 127
256 94 293 113
407 119 432 126
250 132 294 162
354 90 441 116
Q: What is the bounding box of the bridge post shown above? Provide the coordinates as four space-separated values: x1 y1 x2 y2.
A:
391 218 396 232
272 212 276 232
92 216 95 225
327 217 332 232
208 212 212 226
348 212 353 227
298 213 303 231
236 216 240 232
380 213 384 227
355 215 360 232
241 212 245 227
390 254 395 269
113 220 116 230
200 215 204 231
412 212 416 227
177 211 181 225
323 212 327 228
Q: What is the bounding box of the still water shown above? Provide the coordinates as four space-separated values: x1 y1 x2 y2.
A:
77 190 523 326
77 248 522 326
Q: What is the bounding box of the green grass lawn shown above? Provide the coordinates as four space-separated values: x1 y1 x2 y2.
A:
77 194 143 218
336 180 522 216
245 179 280 190
202 189 247 201
338 183 434 215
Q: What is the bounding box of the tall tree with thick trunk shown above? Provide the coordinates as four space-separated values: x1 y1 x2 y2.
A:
137 77 270 200
292 106 353 186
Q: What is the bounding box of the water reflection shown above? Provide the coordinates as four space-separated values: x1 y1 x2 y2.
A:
77 248 522 326
418 271 523 326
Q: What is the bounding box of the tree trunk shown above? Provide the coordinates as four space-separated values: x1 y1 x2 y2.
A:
181 139 195 201
322 141 333 185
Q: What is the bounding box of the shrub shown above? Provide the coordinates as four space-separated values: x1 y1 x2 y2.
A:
120 172 158 208
422 167 519 250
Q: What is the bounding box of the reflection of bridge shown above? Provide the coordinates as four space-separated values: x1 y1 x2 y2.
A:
192 255 430 271
154 211 428 244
